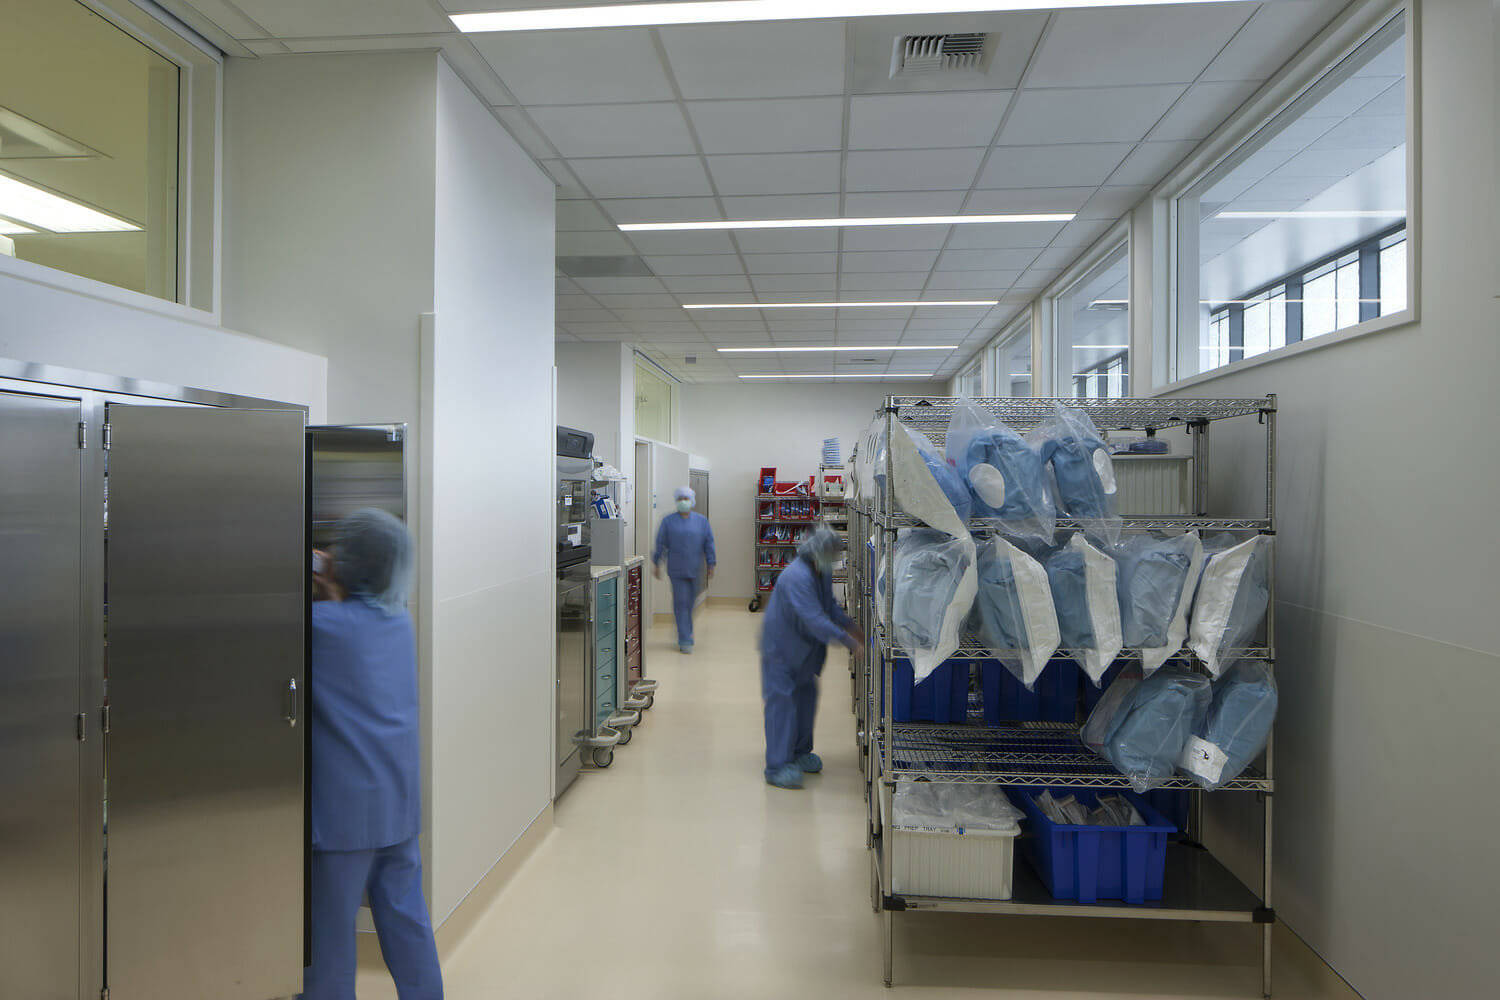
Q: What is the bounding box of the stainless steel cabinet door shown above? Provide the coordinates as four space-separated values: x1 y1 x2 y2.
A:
0 390 84 1000
105 405 305 1000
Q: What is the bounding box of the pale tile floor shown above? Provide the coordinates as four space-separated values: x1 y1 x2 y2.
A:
356 606 1361 1000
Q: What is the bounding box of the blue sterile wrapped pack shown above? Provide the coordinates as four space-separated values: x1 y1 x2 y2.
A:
906 425 972 524
1030 403 1121 546
1189 535 1272 677
969 534 1059 688
1114 532 1204 675
891 528 977 682
945 398 1055 544
1045 534 1122 685
1180 660 1277 790
1097 663 1211 792
863 415 971 535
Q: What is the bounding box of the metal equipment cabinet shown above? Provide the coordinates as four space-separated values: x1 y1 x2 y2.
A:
576 567 627 767
854 395 1278 996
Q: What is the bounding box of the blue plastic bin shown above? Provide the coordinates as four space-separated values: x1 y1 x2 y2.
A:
1019 787 1176 903
890 658 970 723
979 659 1079 724
1144 788 1192 836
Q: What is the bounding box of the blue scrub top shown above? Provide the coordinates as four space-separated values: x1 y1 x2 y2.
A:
653 511 716 579
310 599 422 852
761 556 854 672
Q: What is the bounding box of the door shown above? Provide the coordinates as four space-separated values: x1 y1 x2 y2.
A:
0 390 85 1000
104 404 306 1000
689 469 710 596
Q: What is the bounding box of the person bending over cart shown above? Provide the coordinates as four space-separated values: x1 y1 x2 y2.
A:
760 524 862 790
304 509 443 1000
652 485 716 653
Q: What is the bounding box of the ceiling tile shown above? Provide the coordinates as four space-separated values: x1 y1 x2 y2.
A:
732 230 841 253
1028 246 1090 273
764 317 836 332
998 86 1186 145
721 194 843 218
976 146 1132 190
528 104 696 158
845 148 987 192
843 191 967 216
568 156 713 198
753 274 839 294
686 98 844 154
540 160 590 199
1201 0 1347 83
937 249 1041 272
741 252 839 274
231 1 451 35
557 309 615 323
706 153 842 196
626 230 739 255
841 225 953 252
1026 6 1253 89
472 28 676 104
1051 218 1116 249
182 0 270 38
573 277 668 295
693 321 772 333
555 231 635 255
591 293 681 309
848 92 1013 151
1078 186 1150 221
1108 142 1202 188
598 197 722 224
661 275 753 294
840 250 940 273
646 329 714 343
556 201 615 232
1310 116 1405 152
643 254 744 276
1148 81 1262 142
241 38 288 55
837 272 928 292
905 314 984 330
659 21 846 99
944 222 1066 250
563 321 632 335
493 108 557 160
924 271 1019 291
614 309 697 323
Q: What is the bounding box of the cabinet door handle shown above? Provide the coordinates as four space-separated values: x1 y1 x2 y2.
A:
286 678 299 727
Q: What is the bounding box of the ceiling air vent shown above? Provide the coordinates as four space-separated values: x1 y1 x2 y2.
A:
891 32 989 78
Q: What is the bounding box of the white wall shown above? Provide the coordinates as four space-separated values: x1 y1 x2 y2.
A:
679 381 938 600
1157 4 1499 997
426 59 555 923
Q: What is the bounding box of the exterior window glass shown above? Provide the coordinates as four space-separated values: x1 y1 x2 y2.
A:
1176 13 1407 378
958 364 982 397
990 320 1032 398
1054 243 1129 398
0 0 180 300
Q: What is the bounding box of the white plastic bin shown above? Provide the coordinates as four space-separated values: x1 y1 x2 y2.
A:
890 822 1019 899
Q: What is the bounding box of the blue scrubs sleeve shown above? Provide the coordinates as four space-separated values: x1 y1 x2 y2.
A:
652 516 669 567
781 562 850 648
702 516 717 568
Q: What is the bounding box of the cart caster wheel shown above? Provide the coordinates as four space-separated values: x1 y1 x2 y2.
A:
617 727 632 745
642 694 654 711
592 747 614 768
749 597 761 612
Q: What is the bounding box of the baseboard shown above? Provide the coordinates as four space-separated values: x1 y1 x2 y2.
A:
433 801 555 957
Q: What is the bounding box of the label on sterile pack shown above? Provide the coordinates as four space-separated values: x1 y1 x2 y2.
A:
1180 736 1229 784
1093 448 1117 494
970 462 1008 508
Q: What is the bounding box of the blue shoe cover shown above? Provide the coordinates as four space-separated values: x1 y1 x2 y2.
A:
796 752 823 773
765 764 804 789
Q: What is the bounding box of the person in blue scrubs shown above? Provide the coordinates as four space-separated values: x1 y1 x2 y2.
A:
760 525 861 790
303 509 442 1000
652 485 716 654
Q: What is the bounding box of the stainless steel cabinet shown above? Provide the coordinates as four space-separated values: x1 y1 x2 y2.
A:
105 405 307 1000
557 572 589 795
0 389 87 1000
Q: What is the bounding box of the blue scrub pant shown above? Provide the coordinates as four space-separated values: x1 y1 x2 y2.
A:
301 836 443 1000
671 575 698 647
762 653 818 775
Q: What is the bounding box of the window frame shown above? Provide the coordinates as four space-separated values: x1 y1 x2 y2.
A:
0 0 223 316
987 311 1034 398
1041 221 1130 398
1155 0 1418 393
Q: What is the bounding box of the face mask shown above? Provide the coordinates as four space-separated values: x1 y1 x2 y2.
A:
676 500 692 513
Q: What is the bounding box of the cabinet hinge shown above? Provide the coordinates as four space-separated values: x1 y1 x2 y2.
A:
78 421 88 449
102 423 112 450
76 713 87 742
101 704 110 735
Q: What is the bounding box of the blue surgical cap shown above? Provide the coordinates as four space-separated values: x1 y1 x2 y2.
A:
674 485 696 502
797 524 846 564
334 508 413 614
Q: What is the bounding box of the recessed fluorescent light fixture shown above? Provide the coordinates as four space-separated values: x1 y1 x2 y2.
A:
621 214 1072 232
0 175 140 233
718 345 958 353
737 373 935 380
0 218 37 235
685 300 997 310
1215 210 1406 220
453 2 1255 33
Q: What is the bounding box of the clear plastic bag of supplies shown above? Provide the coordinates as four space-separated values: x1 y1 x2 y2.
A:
891 529 978 682
968 534 1059 689
1081 665 1142 756
1097 663 1212 792
1180 660 1277 790
945 398 1055 544
1030 403 1122 547
1037 790 1146 827
859 416 970 535
1114 532 1203 675
894 779 1023 830
1189 535 1272 677
1045 534 1123 685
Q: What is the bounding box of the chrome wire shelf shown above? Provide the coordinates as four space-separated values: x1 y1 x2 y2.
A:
871 625 1271 664
878 722 1271 792
864 509 1273 533
886 395 1275 434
